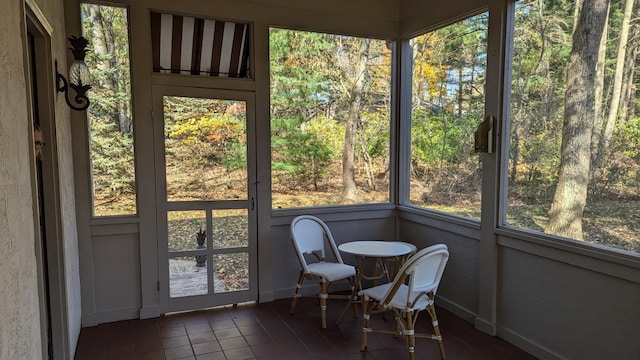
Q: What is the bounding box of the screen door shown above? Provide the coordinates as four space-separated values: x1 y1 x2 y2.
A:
154 86 257 313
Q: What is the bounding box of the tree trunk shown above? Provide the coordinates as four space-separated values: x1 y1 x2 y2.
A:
626 44 638 119
457 67 463 118
87 6 110 87
619 44 637 126
360 139 376 191
573 0 584 35
619 13 640 126
342 39 370 200
547 0 609 240
592 3 609 158
597 0 634 166
87 5 131 134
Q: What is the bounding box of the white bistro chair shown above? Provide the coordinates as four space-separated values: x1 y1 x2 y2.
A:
359 244 449 359
289 215 357 329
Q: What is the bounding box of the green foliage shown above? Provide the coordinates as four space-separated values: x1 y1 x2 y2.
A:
89 119 135 199
404 13 491 213
168 114 246 169
160 97 250 201
358 112 389 159
271 116 335 190
269 29 336 118
307 116 345 152
269 29 339 190
82 4 133 133
618 117 640 161
595 117 640 197
81 4 135 215
269 29 391 195
508 0 573 204
162 95 248 173
412 112 461 166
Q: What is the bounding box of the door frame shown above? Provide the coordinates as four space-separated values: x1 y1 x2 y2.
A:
22 2 71 358
152 85 258 314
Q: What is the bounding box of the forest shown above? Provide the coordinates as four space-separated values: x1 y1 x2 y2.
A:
81 0 638 255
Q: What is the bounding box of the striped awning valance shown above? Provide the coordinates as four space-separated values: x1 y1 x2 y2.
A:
150 12 250 78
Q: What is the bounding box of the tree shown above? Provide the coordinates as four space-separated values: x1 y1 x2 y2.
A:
618 19 640 124
269 29 337 190
595 0 635 173
81 4 135 215
547 0 610 239
269 29 391 200
83 4 132 133
509 1 572 201
408 14 489 206
341 38 370 200
592 2 609 159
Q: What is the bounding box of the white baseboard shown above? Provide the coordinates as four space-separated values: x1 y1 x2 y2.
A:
498 326 565 360
436 297 562 360
258 290 275 303
435 296 478 324
474 316 497 336
81 308 139 327
139 305 160 319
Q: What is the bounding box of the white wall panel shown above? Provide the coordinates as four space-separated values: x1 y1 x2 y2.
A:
498 245 640 359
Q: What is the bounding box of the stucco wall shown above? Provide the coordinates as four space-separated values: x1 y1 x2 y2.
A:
0 0 81 358
0 0 43 358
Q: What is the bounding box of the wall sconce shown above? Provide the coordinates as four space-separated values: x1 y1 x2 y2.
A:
56 36 91 111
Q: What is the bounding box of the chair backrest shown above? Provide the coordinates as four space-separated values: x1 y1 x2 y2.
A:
290 215 344 274
383 244 449 306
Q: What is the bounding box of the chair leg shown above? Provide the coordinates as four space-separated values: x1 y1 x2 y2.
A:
405 311 416 360
350 278 358 318
336 279 357 325
319 278 328 329
290 271 305 314
360 298 371 351
426 304 446 359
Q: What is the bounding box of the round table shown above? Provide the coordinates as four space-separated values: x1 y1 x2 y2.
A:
335 240 417 323
338 240 416 283
339 240 414 258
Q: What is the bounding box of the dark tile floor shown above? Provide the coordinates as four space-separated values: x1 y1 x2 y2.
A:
75 297 538 360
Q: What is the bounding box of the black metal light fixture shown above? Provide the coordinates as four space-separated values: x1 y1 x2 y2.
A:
56 36 91 111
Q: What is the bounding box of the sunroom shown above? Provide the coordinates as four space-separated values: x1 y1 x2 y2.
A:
3 0 639 359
